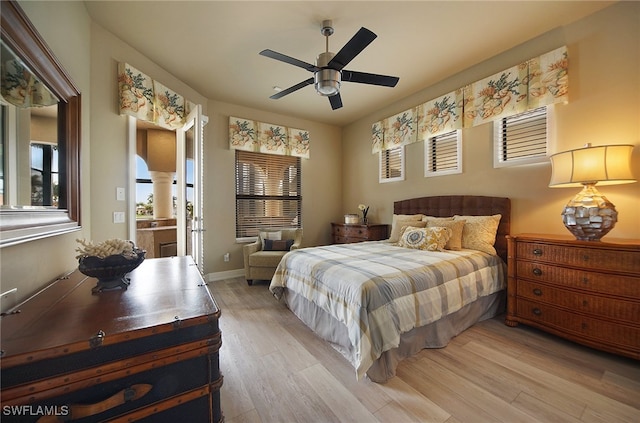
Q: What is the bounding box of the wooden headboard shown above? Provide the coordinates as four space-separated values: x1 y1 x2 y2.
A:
394 195 511 263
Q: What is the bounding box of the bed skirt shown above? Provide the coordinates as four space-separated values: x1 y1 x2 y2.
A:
282 288 506 383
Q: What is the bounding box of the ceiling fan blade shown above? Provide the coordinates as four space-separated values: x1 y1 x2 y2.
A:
327 27 377 70
269 78 314 99
329 93 343 110
259 49 320 72
342 70 399 87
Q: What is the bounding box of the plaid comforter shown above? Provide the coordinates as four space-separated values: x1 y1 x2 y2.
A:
270 241 506 379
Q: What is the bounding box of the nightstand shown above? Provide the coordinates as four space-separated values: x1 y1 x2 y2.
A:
331 223 389 244
506 234 640 360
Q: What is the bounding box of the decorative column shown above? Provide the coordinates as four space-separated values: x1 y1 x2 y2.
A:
146 129 176 219
149 171 174 219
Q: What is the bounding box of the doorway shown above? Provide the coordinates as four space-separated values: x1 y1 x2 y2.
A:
127 105 206 273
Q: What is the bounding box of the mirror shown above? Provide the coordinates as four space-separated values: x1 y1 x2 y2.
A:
0 0 81 247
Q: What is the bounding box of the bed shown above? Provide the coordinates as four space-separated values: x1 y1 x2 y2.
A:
270 195 511 382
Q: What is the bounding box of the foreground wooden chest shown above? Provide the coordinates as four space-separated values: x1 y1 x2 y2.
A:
0 256 222 422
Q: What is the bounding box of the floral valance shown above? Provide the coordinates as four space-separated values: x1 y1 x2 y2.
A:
229 116 310 159
118 62 195 130
1 58 57 108
372 46 568 153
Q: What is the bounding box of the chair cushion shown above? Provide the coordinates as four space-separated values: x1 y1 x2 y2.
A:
248 250 288 267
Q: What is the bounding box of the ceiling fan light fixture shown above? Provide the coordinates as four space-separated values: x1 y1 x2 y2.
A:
314 68 341 96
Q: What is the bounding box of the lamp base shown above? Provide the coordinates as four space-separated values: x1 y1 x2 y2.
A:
561 184 617 241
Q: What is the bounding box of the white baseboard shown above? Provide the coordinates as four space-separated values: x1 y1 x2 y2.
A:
206 269 245 282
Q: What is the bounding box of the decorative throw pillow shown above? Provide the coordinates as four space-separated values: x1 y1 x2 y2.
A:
259 230 281 250
389 214 425 243
398 226 452 251
263 239 294 251
426 219 465 251
453 214 501 255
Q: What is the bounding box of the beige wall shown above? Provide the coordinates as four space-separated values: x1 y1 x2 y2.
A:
203 101 342 273
0 1 92 306
342 1 639 239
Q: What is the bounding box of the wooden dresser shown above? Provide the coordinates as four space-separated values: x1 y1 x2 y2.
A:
506 234 640 360
331 223 389 244
0 256 223 422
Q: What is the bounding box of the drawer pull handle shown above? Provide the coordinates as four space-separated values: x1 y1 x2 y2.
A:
583 255 589 261
533 248 543 256
532 308 542 316
532 268 542 276
582 300 589 307
582 277 589 284
533 288 542 296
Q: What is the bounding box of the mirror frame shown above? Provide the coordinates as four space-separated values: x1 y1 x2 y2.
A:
0 0 81 247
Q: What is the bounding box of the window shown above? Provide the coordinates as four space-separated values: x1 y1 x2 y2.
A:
235 150 301 239
494 106 551 168
30 143 58 206
424 130 462 177
379 146 405 183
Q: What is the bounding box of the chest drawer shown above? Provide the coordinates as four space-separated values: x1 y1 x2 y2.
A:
516 298 640 350
516 280 640 324
515 260 639 298
516 241 640 274
506 234 640 360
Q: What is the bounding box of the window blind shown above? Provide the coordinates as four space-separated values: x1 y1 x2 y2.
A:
497 107 547 164
379 146 404 183
235 150 301 238
425 130 461 176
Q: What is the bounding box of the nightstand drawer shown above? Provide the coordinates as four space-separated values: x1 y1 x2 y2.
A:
515 261 639 298
516 241 640 273
331 223 389 244
516 298 640 349
516 280 640 324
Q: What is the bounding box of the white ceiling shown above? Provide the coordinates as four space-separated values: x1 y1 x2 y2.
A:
84 1 615 127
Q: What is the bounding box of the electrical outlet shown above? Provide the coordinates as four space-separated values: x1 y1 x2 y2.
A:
223 253 230 262
116 187 125 201
113 211 125 223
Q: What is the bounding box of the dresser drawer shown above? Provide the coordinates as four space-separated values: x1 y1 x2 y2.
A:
515 260 639 298
516 280 640 324
516 241 640 274
516 298 640 350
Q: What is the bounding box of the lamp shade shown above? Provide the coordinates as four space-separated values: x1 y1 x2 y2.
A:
549 144 636 188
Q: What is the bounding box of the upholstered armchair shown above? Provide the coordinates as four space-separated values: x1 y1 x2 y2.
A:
243 228 303 285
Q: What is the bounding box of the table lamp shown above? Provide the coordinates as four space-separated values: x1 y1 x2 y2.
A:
549 143 636 241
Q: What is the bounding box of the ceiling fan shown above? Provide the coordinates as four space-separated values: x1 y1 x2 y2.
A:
259 20 399 110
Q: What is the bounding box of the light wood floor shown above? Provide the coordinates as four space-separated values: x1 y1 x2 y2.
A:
208 278 640 423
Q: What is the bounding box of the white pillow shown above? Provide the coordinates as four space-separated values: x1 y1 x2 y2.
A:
453 214 501 255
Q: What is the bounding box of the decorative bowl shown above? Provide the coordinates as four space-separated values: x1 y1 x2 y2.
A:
79 248 146 294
